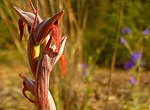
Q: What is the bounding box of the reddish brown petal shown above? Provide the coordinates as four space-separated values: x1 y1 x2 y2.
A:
28 7 40 77
52 23 61 52
14 6 35 26
18 19 25 42
14 6 42 26
42 37 58 71
28 36 39 76
59 53 66 79
54 37 67 65
22 84 36 103
19 74 36 103
33 10 64 45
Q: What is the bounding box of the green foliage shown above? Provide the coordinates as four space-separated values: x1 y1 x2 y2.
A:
83 0 150 68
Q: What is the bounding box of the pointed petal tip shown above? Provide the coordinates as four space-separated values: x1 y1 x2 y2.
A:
60 54 66 79
62 37 67 42
59 10 65 15
56 10 65 17
13 6 26 20
19 74 25 80
60 37 67 48
13 6 18 10
50 10 65 24
13 6 21 13
57 10 65 20
13 6 17 9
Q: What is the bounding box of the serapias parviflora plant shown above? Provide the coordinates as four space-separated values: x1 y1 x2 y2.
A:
14 1 67 110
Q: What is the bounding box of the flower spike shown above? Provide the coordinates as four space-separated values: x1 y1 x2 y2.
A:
14 1 67 109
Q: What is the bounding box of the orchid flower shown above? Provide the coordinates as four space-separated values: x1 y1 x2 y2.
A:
14 3 65 77
14 1 67 110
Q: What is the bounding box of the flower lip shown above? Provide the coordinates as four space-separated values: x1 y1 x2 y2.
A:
33 10 65 45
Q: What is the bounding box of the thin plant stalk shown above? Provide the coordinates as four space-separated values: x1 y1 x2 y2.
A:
64 0 88 65
105 0 124 109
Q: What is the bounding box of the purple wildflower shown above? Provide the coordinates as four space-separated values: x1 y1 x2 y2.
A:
81 64 88 76
120 37 126 45
142 29 149 36
128 77 136 84
123 61 134 69
122 27 131 34
82 71 88 76
130 52 142 63
82 63 87 69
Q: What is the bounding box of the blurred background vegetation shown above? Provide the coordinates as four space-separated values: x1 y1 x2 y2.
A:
0 0 150 110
